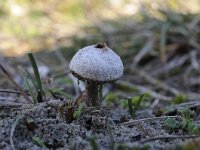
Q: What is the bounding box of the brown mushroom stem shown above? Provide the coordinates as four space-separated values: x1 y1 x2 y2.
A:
86 82 100 106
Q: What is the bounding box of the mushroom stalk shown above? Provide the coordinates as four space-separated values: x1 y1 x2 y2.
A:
86 82 100 106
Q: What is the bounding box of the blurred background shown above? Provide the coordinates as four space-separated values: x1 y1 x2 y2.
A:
1 0 200 56
1 0 200 106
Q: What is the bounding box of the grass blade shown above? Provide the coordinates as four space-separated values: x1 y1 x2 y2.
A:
28 53 45 101
160 23 169 63
88 136 99 150
25 69 38 91
132 94 145 117
23 76 37 104
127 97 134 117
127 94 145 118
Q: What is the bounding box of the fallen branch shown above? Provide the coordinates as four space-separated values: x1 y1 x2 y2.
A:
115 81 172 101
134 69 180 95
0 101 23 108
0 63 32 103
163 101 200 115
121 116 180 126
134 85 172 101
131 39 153 67
10 117 20 150
150 54 189 77
140 134 200 144
0 89 30 95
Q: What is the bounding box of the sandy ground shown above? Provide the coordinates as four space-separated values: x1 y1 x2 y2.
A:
1 99 200 150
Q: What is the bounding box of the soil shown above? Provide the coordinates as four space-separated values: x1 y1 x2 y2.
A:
1 99 200 150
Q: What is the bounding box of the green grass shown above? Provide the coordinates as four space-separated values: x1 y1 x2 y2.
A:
28 53 45 102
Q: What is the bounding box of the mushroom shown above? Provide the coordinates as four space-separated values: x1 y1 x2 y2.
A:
69 43 124 106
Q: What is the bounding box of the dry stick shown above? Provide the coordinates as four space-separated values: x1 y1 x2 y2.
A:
186 92 200 100
116 81 172 101
121 116 180 126
0 101 23 109
0 89 30 95
134 85 172 101
0 64 32 103
131 39 153 67
10 117 20 150
191 50 200 72
140 134 200 144
128 70 200 100
0 96 15 102
150 98 160 109
190 40 200 50
82 105 116 114
163 101 200 115
135 69 180 95
130 51 200 100
150 54 189 77
186 78 200 86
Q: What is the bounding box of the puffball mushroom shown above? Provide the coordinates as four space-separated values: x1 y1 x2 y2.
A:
69 43 124 106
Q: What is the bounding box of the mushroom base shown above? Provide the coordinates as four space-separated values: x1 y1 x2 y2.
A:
86 82 101 106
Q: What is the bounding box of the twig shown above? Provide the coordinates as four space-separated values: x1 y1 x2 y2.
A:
140 134 200 144
0 63 32 103
135 69 180 95
115 81 172 101
150 99 160 109
10 117 20 150
140 84 171 100
0 101 23 109
121 116 180 126
186 78 200 86
186 92 200 100
163 101 200 115
134 85 172 101
150 54 189 77
131 39 153 67
0 89 30 95
191 50 200 72
190 40 200 50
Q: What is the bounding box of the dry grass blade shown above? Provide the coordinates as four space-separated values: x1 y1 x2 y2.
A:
0 89 30 95
23 76 37 103
10 117 20 150
191 50 200 72
151 54 189 76
0 63 32 103
131 39 153 67
135 69 180 95
160 23 169 63
116 81 172 101
121 116 180 126
0 101 23 109
75 91 87 106
140 134 200 144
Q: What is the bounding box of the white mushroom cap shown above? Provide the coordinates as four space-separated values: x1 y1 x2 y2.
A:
69 43 124 82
